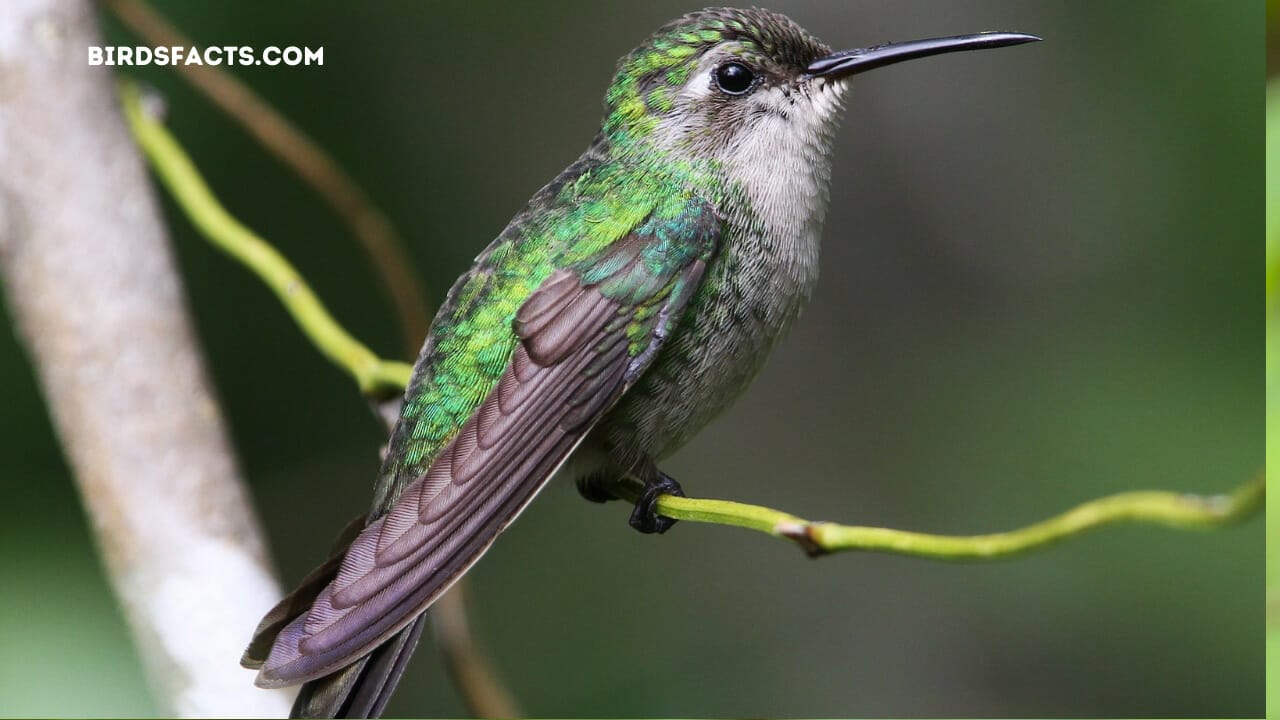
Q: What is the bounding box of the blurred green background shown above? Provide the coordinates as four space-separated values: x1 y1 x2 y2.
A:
1 1 1261 717
1265 4 1279 719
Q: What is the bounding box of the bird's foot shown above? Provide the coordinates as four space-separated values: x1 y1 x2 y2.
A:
629 471 683 535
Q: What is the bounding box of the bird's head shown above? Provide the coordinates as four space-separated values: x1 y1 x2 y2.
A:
600 7 1038 168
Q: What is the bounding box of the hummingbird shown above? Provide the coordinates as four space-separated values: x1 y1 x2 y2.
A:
242 7 1038 717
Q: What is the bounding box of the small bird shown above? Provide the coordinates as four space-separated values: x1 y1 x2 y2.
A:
242 7 1038 717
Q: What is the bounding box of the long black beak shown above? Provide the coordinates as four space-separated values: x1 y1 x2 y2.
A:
805 32 1041 80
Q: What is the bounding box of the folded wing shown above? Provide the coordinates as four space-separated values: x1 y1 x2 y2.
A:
254 199 720 688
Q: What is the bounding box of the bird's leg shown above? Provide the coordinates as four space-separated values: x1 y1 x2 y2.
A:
575 472 619 504
575 461 684 534
628 466 684 535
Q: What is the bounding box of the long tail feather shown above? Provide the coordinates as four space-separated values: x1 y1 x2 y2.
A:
290 616 427 718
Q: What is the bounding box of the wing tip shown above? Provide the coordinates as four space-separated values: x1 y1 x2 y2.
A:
251 614 327 689
253 670 294 690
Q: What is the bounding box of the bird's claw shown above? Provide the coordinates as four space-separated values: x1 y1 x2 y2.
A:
629 472 683 534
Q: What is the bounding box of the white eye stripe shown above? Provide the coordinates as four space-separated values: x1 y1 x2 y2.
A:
684 67 716 100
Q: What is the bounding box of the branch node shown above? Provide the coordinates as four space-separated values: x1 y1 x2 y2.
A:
776 521 827 557
1198 493 1232 516
137 83 167 122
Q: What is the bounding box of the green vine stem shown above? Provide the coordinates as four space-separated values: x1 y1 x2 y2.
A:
121 81 1263 561
121 81 411 398
613 475 1263 558
108 0 432 356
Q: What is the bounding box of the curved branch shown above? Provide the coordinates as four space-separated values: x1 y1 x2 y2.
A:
616 474 1263 558
121 82 411 398
105 0 432 353
120 81 1263 569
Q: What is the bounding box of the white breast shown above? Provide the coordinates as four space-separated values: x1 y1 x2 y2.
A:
722 81 846 306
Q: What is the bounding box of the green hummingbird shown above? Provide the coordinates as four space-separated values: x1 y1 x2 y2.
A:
242 7 1038 717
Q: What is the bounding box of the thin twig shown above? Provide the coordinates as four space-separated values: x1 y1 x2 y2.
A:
104 0 431 354
122 73 1263 568
429 583 522 718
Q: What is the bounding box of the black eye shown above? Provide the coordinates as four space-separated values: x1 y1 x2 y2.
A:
714 62 755 95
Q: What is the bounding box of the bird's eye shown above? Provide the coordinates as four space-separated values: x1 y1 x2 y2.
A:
714 62 755 95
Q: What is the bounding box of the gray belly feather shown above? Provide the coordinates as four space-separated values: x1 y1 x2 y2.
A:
597 219 820 465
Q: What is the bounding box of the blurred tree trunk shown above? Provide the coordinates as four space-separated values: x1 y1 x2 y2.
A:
0 0 291 715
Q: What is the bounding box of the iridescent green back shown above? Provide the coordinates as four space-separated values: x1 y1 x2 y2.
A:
371 154 724 513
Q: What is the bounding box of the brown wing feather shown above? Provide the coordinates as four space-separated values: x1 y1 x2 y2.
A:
254 266 690 688
241 513 368 670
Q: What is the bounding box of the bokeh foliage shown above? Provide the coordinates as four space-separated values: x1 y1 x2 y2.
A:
1265 77 1278 720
